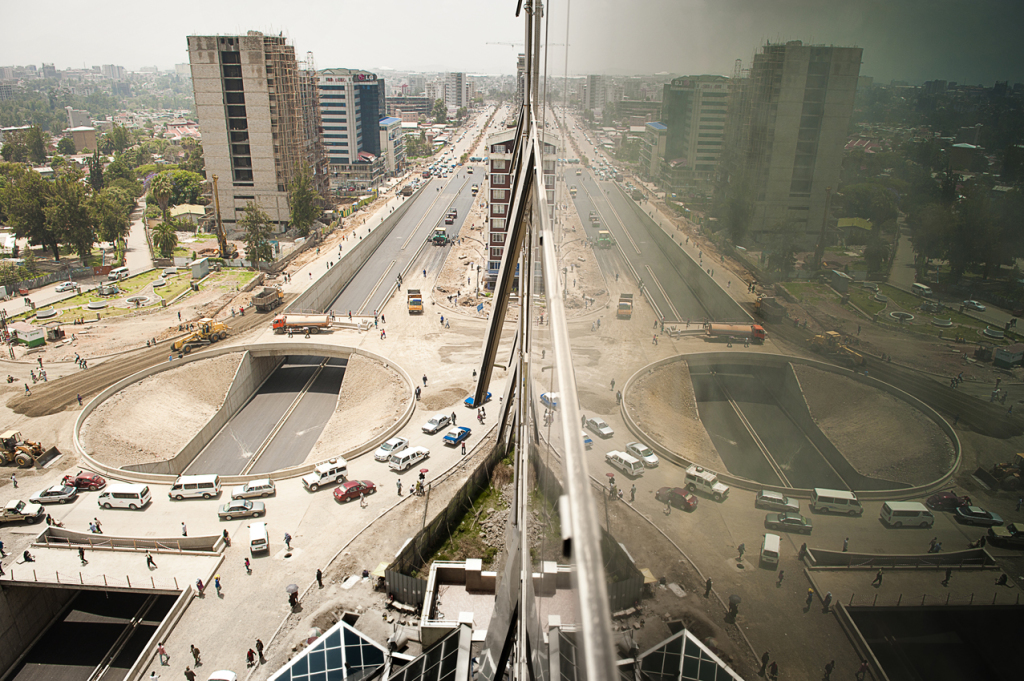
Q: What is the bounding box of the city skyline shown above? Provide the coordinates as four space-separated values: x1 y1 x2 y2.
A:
0 0 1021 85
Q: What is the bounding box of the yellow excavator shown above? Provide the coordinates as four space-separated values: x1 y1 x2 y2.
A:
0 430 61 468
172 318 229 354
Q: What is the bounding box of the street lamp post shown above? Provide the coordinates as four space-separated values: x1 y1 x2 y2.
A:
476 265 481 293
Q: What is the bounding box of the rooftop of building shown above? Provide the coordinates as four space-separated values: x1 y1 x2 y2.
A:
646 121 668 130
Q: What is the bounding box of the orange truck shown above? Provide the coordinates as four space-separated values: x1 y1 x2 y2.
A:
704 323 766 344
272 314 331 334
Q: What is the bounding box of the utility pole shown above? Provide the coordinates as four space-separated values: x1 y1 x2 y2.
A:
812 186 832 272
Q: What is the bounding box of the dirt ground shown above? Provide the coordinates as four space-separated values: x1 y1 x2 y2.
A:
79 352 243 468
793 364 955 485
626 361 725 470
306 353 412 465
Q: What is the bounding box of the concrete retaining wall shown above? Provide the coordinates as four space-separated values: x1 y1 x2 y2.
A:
74 343 416 486
123 351 283 475
0 586 75 679
620 352 960 498
613 185 751 323
287 184 427 314
36 527 222 553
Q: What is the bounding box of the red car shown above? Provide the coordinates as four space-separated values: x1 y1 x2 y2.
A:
63 471 107 491
333 480 376 503
926 490 970 512
655 487 698 511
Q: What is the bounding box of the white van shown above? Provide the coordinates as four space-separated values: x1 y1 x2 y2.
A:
880 501 934 528
390 446 429 472
249 522 269 554
169 474 221 500
760 533 781 567
107 266 129 281
605 451 644 478
911 283 933 298
97 484 151 510
810 488 863 516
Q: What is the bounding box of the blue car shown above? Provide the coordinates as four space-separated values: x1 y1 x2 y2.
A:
443 426 472 446
464 392 492 408
954 505 1004 527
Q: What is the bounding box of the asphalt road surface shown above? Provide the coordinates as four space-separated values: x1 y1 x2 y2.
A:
326 173 476 315
249 357 347 475
185 355 326 476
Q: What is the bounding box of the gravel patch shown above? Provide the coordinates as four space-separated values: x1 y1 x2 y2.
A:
306 353 411 465
627 361 724 470
793 364 955 485
80 352 243 468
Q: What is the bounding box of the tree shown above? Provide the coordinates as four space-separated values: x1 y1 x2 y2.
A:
179 138 205 176
21 248 39 276
150 172 173 223
104 154 135 185
837 183 898 227
89 187 132 245
25 126 46 164
863 232 890 273
433 99 447 124
0 163 59 259
46 171 95 262
169 169 205 206
0 130 28 163
152 221 178 258
239 202 273 269
456 107 467 124
107 124 132 154
287 164 323 237
56 137 76 155
88 150 104 191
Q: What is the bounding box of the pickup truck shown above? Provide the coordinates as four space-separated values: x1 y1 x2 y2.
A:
1 499 45 525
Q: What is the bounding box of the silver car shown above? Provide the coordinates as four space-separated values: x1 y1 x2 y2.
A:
422 414 451 434
231 479 276 499
375 437 409 462
586 417 614 439
755 489 800 513
218 499 265 520
626 442 659 468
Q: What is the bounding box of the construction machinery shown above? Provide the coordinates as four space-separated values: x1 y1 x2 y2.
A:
172 317 229 354
617 294 633 320
989 453 1024 491
252 287 284 312
754 296 786 323
808 331 865 367
432 227 448 245
1 430 61 468
408 289 423 314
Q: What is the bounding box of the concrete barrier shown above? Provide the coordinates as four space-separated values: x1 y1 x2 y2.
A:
74 342 417 486
808 547 995 569
286 183 429 314
620 352 961 498
123 351 283 475
613 185 751 323
35 526 221 554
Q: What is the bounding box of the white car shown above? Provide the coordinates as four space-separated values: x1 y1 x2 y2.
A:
375 437 409 462
626 442 659 468
422 414 452 434
586 416 614 439
963 300 986 312
231 479 276 499
55 281 77 292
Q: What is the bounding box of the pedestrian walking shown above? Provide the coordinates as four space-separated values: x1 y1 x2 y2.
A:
244 557 251 574
79 547 87 565
822 591 833 612
824 659 835 680
843 537 849 552
942 567 952 586
77 394 82 405
630 484 636 502
214 575 221 595
284 533 292 550
461 442 467 456
10 474 17 488
777 570 784 585
423 375 428 386
872 569 883 587
704 578 712 597
150 671 160 681
1018 496 1022 512
397 479 402 496
316 568 323 588
146 552 157 569
664 496 671 515
929 536 938 551
737 543 745 560
798 542 807 560
451 412 457 426
856 660 869 680
93 517 102 533
181 522 187 537
255 639 264 661
247 649 256 667
157 643 169 665
610 378 615 391
190 645 202 665
760 651 770 675
806 588 815 608
184 667 196 681
767 661 778 680
23 384 29 395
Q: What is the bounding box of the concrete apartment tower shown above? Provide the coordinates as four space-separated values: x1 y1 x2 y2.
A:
187 32 327 229
732 41 862 241
445 72 468 110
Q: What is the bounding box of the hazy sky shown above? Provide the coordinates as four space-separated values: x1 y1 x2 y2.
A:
2 0 1021 85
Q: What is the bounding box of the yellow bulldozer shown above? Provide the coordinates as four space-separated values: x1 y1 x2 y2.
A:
1 430 61 468
808 331 866 368
172 318 229 355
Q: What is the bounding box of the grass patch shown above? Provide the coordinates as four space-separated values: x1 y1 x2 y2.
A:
781 281 834 303
153 275 192 301
846 287 887 316
877 284 925 312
